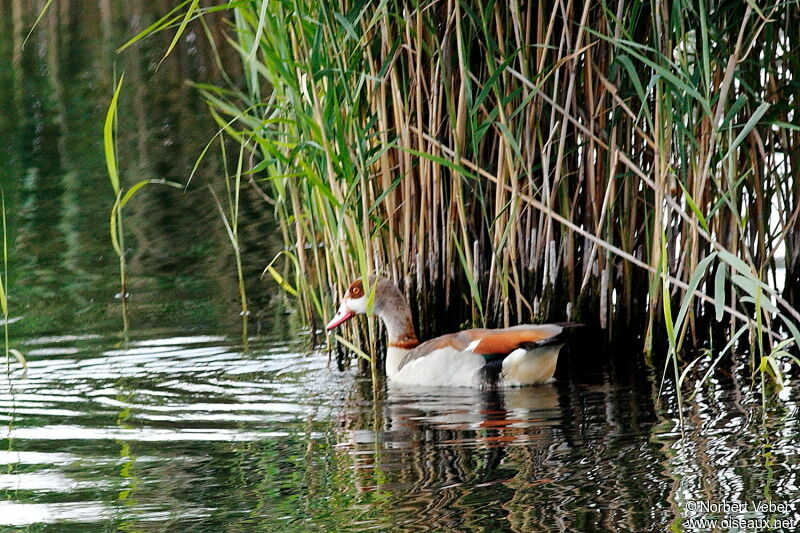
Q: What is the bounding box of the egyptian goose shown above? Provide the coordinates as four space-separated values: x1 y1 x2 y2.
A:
326 278 570 388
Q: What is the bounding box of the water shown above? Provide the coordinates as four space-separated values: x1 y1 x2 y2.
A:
1 3 800 532
3 339 799 532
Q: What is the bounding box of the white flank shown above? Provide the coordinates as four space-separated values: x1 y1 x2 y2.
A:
388 347 485 387
384 343 563 388
501 345 562 386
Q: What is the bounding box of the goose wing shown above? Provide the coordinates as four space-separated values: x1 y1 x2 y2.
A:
397 324 566 371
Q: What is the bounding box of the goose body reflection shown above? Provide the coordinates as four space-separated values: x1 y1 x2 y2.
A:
384 382 561 434
336 380 565 530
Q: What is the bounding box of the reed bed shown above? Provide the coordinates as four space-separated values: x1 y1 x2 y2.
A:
128 1 799 384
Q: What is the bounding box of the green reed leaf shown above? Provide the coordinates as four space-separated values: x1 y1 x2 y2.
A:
722 102 770 162
104 75 125 196
158 0 201 69
674 252 716 334
23 0 56 48
714 264 726 322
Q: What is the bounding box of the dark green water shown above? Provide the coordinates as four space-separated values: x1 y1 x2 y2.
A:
1 3 799 532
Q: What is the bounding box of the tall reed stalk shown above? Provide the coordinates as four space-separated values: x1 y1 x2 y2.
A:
210 136 250 343
1 194 9 372
0 194 25 377
125 1 800 389
104 75 181 333
104 75 130 331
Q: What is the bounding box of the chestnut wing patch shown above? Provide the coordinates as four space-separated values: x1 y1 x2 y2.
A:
464 326 563 356
397 324 564 371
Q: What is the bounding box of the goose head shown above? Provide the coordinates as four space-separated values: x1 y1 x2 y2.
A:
326 279 368 330
325 278 417 343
